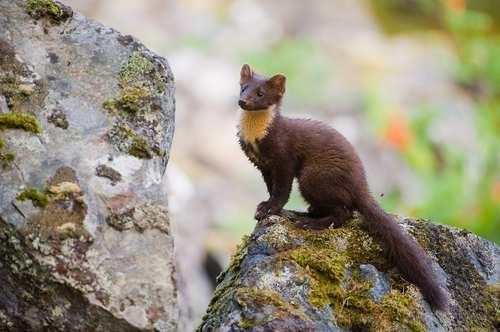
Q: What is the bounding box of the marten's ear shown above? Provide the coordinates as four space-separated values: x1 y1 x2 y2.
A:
240 64 253 84
268 74 286 95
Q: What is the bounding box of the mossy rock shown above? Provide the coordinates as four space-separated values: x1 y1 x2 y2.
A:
103 51 167 158
0 112 42 169
198 214 499 331
0 137 15 169
103 86 151 115
118 52 166 94
106 123 154 159
1 0 176 329
0 112 42 134
25 0 72 24
16 187 49 208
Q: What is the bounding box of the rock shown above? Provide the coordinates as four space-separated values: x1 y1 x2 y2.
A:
95 164 122 185
165 164 215 331
198 214 499 331
0 0 177 331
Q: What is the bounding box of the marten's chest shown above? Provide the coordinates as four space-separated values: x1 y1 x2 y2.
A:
238 108 275 165
240 140 265 166
238 108 274 145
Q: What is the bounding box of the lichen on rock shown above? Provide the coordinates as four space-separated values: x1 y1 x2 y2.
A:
0 137 15 169
0 38 44 169
119 52 167 94
103 85 152 115
103 48 171 160
15 166 90 243
0 39 47 112
47 108 69 129
96 164 122 185
0 74 33 108
0 217 142 331
0 0 177 329
199 214 500 332
106 201 170 234
25 0 72 24
0 111 42 168
107 123 154 159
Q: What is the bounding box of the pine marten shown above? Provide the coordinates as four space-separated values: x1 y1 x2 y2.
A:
237 64 448 311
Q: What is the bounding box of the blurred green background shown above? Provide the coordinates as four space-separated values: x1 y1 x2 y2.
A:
369 0 500 243
240 0 500 243
67 0 499 244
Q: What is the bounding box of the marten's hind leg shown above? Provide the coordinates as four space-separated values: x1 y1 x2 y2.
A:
283 205 326 218
294 205 353 230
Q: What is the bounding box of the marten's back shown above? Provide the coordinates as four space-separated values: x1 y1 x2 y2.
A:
279 116 364 172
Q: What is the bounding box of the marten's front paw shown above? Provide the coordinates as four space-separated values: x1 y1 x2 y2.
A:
255 201 281 221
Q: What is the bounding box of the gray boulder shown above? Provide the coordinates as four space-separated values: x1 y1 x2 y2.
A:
199 214 499 331
0 0 177 330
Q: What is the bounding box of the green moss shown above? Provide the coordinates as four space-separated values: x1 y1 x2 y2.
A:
0 75 34 108
483 284 500 328
236 287 288 310
237 317 254 330
410 221 498 330
103 86 151 114
281 218 425 331
17 168 90 242
198 235 250 331
103 52 166 158
55 222 89 241
379 290 427 332
0 137 13 168
16 188 49 208
234 288 297 329
119 53 154 84
119 52 165 93
0 112 42 134
128 134 152 159
25 0 70 24
216 235 250 284
107 124 154 159
197 273 238 331
0 138 14 168
235 287 309 328
0 152 15 168
288 247 345 307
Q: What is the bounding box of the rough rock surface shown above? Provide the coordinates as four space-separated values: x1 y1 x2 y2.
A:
0 0 177 330
199 214 499 331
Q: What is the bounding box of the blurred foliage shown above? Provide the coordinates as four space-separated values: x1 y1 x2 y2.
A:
175 1 499 244
369 0 500 35
369 0 500 243
369 0 443 33
240 39 335 105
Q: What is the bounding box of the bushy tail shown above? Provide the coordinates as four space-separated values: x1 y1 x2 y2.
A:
358 196 448 311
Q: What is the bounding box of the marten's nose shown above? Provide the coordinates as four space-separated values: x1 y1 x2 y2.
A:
238 99 247 108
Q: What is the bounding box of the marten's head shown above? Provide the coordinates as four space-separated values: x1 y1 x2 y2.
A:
238 64 286 111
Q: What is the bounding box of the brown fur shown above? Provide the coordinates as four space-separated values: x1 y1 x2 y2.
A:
237 64 449 311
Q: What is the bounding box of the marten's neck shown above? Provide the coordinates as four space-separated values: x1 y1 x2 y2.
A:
238 105 277 146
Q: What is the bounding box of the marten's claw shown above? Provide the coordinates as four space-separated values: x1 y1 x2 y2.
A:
254 210 266 221
294 216 339 230
295 220 321 230
255 201 281 220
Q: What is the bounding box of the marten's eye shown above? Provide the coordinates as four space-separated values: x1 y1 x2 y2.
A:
256 89 264 97
241 85 248 93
